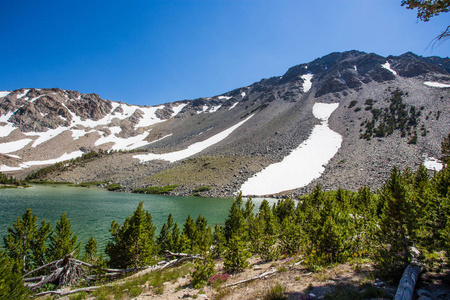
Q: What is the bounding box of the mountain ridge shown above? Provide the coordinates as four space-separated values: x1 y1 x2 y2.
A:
0 50 449 197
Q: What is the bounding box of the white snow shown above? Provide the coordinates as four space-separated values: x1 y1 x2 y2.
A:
171 103 187 117
17 89 30 98
0 91 11 98
424 81 450 88
218 96 232 100
423 155 443 171
0 112 16 137
134 115 253 163
23 127 68 148
354 65 357 72
240 102 342 196
0 124 17 138
301 74 313 93
241 92 246 98
209 105 222 113
1 151 85 172
4 154 21 159
381 62 397 76
0 138 33 153
228 102 238 110
95 131 151 151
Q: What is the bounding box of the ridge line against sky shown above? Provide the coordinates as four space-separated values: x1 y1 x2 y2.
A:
1 0 449 106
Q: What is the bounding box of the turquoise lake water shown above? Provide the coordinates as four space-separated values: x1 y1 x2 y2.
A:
0 185 275 252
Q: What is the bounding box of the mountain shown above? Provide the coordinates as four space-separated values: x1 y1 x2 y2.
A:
0 50 449 197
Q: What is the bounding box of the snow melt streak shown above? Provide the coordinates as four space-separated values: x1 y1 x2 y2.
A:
241 103 342 196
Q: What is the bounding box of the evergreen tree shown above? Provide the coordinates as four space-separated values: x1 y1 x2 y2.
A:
441 132 450 165
191 253 215 288
194 215 212 253
374 167 417 280
83 236 99 264
279 216 302 256
105 202 156 268
3 208 52 273
224 192 246 242
0 251 29 299
181 215 197 253
223 235 250 274
47 212 80 261
211 225 226 259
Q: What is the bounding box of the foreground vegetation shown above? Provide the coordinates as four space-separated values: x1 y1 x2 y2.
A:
1 134 449 298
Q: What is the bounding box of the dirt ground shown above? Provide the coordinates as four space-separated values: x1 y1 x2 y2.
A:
131 255 400 300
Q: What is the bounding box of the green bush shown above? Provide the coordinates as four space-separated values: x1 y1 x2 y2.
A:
132 185 178 194
106 183 123 191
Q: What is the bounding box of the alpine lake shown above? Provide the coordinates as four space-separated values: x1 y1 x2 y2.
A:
0 184 276 253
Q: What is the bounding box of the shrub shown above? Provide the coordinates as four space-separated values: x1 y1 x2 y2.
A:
132 185 178 194
263 283 287 300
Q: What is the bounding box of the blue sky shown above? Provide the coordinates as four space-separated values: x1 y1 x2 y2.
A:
1 0 449 106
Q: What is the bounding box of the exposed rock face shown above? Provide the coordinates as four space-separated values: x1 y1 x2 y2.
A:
0 51 449 197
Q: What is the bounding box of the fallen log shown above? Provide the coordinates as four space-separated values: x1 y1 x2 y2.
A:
223 269 277 288
32 286 99 298
394 246 424 300
394 263 424 300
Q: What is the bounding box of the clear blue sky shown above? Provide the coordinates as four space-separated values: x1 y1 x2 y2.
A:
1 0 449 106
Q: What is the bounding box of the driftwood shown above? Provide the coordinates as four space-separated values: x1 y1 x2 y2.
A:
223 269 277 288
394 246 424 300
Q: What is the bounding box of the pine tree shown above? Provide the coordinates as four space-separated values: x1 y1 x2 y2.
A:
3 208 52 273
194 215 212 253
279 216 302 256
0 251 29 299
105 202 156 268
374 167 417 280
211 225 226 259
181 215 196 253
191 253 215 288
224 192 246 242
47 212 80 261
223 235 250 274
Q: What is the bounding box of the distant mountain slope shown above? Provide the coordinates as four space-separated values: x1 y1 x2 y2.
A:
0 50 449 197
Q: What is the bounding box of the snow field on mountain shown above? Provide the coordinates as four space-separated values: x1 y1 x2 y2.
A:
381 62 397 75
0 91 11 98
0 151 84 172
133 115 254 163
0 138 33 154
240 102 342 196
424 81 450 88
423 155 443 171
301 74 313 92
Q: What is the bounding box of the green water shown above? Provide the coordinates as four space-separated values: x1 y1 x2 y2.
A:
0 185 274 251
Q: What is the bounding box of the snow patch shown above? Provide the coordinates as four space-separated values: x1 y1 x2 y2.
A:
0 91 11 98
424 81 450 88
17 89 30 98
229 102 238 110
0 151 85 172
171 103 187 117
240 103 342 196
301 74 313 93
423 155 443 171
0 138 33 153
23 127 68 148
241 92 246 98
354 65 357 72
209 105 222 113
218 96 231 100
95 131 151 151
381 62 397 76
134 115 253 163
